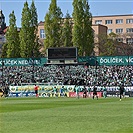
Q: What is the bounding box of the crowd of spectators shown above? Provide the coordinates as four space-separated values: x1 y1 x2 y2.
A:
0 64 133 87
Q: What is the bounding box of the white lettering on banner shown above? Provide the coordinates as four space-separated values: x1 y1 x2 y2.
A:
20 60 29 65
12 60 17 65
4 60 11 65
35 60 41 64
30 60 41 65
119 58 123 63
125 58 133 63
0 60 17 65
0 59 42 66
100 58 124 64
3 60 18 65
18 60 41 65
29 60 34 65
24 60 29 65
19 60 29 65
125 59 129 63
18 60 24 65
130 58 133 63
0 56 132 66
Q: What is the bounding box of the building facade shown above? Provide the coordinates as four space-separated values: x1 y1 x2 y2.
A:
92 24 107 56
92 14 133 44
37 22 107 56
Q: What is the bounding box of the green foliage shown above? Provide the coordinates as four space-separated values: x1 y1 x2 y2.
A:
30 0 38 30
1 43 8 58
6 11 20 58
72 0 94 56
97 34 117 56
109 32 118 39
61 11 73 47
72 0 83 55
19 1 40 58
1 98 133 133
33 36 42 57
83 0 94 55
30 0 41 57
19 1 32 57
44 0 63 52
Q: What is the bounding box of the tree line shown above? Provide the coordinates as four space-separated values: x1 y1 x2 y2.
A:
1 0 94 58
2 0 40 58
2 0 131 58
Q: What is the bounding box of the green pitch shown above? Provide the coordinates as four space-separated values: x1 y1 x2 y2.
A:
0 97 133 133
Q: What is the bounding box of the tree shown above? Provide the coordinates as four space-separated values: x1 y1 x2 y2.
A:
96 34 116 56
72 0 94 56
121 32 133 45
61 11 73 47
33 36 42 57
82 0 94 56
6 11 20 58
119 33 133 56
30 0 41 57
19 1 33 58
44 0 63 52
72 0 83 55
1 43 8 58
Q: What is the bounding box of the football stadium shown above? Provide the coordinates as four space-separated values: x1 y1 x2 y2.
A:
0 48 133 133
0 0 133 133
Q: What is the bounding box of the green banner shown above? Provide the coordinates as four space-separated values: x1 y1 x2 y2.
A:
0 56 133 66
97 56 133 66
0 58 47 66
78 56 133 66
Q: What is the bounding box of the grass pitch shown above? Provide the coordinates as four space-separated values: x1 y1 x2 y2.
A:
0 97 133 133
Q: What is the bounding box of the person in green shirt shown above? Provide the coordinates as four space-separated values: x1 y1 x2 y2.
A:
53 86 58 97
75 85 80 99
102 86 107 98
87 86 91 98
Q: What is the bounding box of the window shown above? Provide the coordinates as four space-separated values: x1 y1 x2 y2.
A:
95 20 102 24
116 38 123 42
105 20 112 24
116 19 123 24
40 29 45 39
116 28 123 33
126 28 133 33
107 29 113 34
126 19 133 24
126 38 133 44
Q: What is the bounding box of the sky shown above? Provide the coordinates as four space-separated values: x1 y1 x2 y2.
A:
0 0 133 27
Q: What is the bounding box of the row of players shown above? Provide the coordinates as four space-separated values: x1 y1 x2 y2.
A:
0 84 125 101
34 84 125 101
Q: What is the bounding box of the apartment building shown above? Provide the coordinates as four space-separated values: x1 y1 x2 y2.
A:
37 21 107 56
92 14 133 44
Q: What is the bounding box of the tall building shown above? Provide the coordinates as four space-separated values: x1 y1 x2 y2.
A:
92 14 133 44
